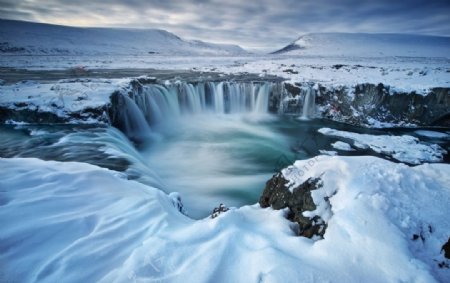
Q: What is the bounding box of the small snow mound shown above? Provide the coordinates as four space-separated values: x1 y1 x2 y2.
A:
331 141 354 151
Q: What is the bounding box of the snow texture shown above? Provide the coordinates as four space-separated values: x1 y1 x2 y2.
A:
1 156 449 282
0 78 131 122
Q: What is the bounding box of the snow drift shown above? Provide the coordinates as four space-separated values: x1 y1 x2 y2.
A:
1 156 449 282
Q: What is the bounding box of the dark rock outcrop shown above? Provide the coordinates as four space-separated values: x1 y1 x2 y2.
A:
259 174 327 238
281 82 450 127
442 237 450 259
211 203 230 219
0 104 107 124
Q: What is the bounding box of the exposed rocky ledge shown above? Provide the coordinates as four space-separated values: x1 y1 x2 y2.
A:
259 174 328 238
0 104 107 124
281 82 450 127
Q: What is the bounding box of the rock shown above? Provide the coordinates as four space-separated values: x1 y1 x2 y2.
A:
281 82 450 127
284 82 301 97
259 174 328 238
0 105 67 124
211 203 229 219
282 69 299 74
136 77 158 84
442 237 450 259
169 192 188 216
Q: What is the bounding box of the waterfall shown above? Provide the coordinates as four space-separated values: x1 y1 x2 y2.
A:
111 93 152 141
301 87 316 119
254 83 270 113
214 82 225 114
109 81 280 140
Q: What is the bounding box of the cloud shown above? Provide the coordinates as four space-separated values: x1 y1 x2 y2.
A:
0 0 449 51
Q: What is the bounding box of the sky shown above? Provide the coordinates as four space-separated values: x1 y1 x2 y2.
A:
0 0 449 51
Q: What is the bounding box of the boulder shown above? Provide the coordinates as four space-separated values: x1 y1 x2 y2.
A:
259 174 327 238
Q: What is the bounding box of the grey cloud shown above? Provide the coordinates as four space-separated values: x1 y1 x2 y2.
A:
0 0 449 50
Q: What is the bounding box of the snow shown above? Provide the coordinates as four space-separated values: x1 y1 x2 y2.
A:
0 17 449 103
2 54 447 96
1 156 449 282
0 29 448 95
319 150 338 156
319 127 447 164
331 141 354 151
274 33 450 58
0 19 246 56
415 130 450 139
0 78 130 122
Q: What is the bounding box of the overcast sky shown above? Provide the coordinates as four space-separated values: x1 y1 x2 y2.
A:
1 0 449 51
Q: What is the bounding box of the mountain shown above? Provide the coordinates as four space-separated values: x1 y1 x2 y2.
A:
272 33 450 58
0 19 247 56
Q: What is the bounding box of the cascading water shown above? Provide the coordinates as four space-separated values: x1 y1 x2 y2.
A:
107 80 295 218
109 93 152 141
118 81 276 130
254 83 270 113
301 86 316 119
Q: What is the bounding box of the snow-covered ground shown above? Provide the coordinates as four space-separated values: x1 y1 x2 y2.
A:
0 78 130 123
319 127 447 164
1 22 449 94
1 54 447 95
1 156 449 282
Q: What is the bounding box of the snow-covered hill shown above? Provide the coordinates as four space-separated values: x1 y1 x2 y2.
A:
0 19 247 56
272 33 450 58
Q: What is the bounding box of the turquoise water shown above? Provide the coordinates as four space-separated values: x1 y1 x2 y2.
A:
1 118 449 218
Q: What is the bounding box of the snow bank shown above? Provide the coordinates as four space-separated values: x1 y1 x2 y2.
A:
1 156 449 282
415 130 450 139
319 127 447 164
0 78 131 123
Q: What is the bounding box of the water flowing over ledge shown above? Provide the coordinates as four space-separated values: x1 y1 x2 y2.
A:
108 80 291 141
0 71 448 129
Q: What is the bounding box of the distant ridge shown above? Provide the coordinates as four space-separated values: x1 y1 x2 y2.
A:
0 19 247 56
271 33 450 58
